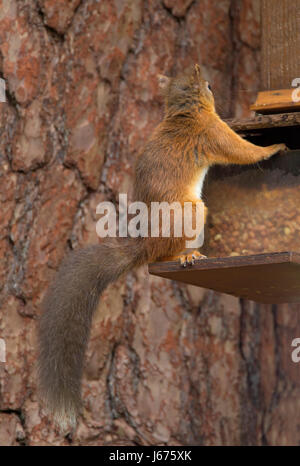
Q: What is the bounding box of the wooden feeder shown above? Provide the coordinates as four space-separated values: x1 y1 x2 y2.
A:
149 0 300 303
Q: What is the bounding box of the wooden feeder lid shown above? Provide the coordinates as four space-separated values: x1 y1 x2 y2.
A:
224 112 300 133
250 90 300 115
149 252 300 304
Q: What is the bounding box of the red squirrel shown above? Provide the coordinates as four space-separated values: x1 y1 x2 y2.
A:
38 65 287 430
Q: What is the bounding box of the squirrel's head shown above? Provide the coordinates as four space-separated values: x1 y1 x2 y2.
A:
158 64 215 116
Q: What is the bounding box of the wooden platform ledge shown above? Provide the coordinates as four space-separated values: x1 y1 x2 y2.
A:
225 113 300 133
148 252 300 304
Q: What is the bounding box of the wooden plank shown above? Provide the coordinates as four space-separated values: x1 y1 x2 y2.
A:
261 0 300 90
225 112 300 132
149 252 300 303
250 89 300 114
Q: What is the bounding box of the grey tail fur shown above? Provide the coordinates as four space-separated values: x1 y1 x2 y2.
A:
38 237 145 431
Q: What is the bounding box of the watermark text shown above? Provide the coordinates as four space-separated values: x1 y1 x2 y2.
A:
96 194 205 248
0 78 6 102
0 338 6 363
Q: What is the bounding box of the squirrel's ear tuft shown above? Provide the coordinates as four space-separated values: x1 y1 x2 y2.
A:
157 74 170 90
194 64 203 79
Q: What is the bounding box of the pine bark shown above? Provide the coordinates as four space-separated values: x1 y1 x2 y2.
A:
0 0 299 445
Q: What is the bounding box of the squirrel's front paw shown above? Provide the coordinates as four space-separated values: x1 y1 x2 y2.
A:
277 143 289 153
179 250 207 267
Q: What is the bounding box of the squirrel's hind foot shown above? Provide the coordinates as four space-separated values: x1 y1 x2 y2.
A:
157 250 207 266
179 250 207 267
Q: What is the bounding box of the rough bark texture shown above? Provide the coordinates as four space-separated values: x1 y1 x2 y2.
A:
0 0 299 446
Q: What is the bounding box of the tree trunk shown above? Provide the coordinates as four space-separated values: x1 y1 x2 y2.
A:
0 0 299 446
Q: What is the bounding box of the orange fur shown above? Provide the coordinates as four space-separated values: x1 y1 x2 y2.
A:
134 64 286 261
38 64 287 431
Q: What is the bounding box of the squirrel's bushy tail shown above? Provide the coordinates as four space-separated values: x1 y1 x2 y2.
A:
38 237 145 431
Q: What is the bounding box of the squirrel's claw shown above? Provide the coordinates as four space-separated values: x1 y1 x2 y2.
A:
179 250 207 267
